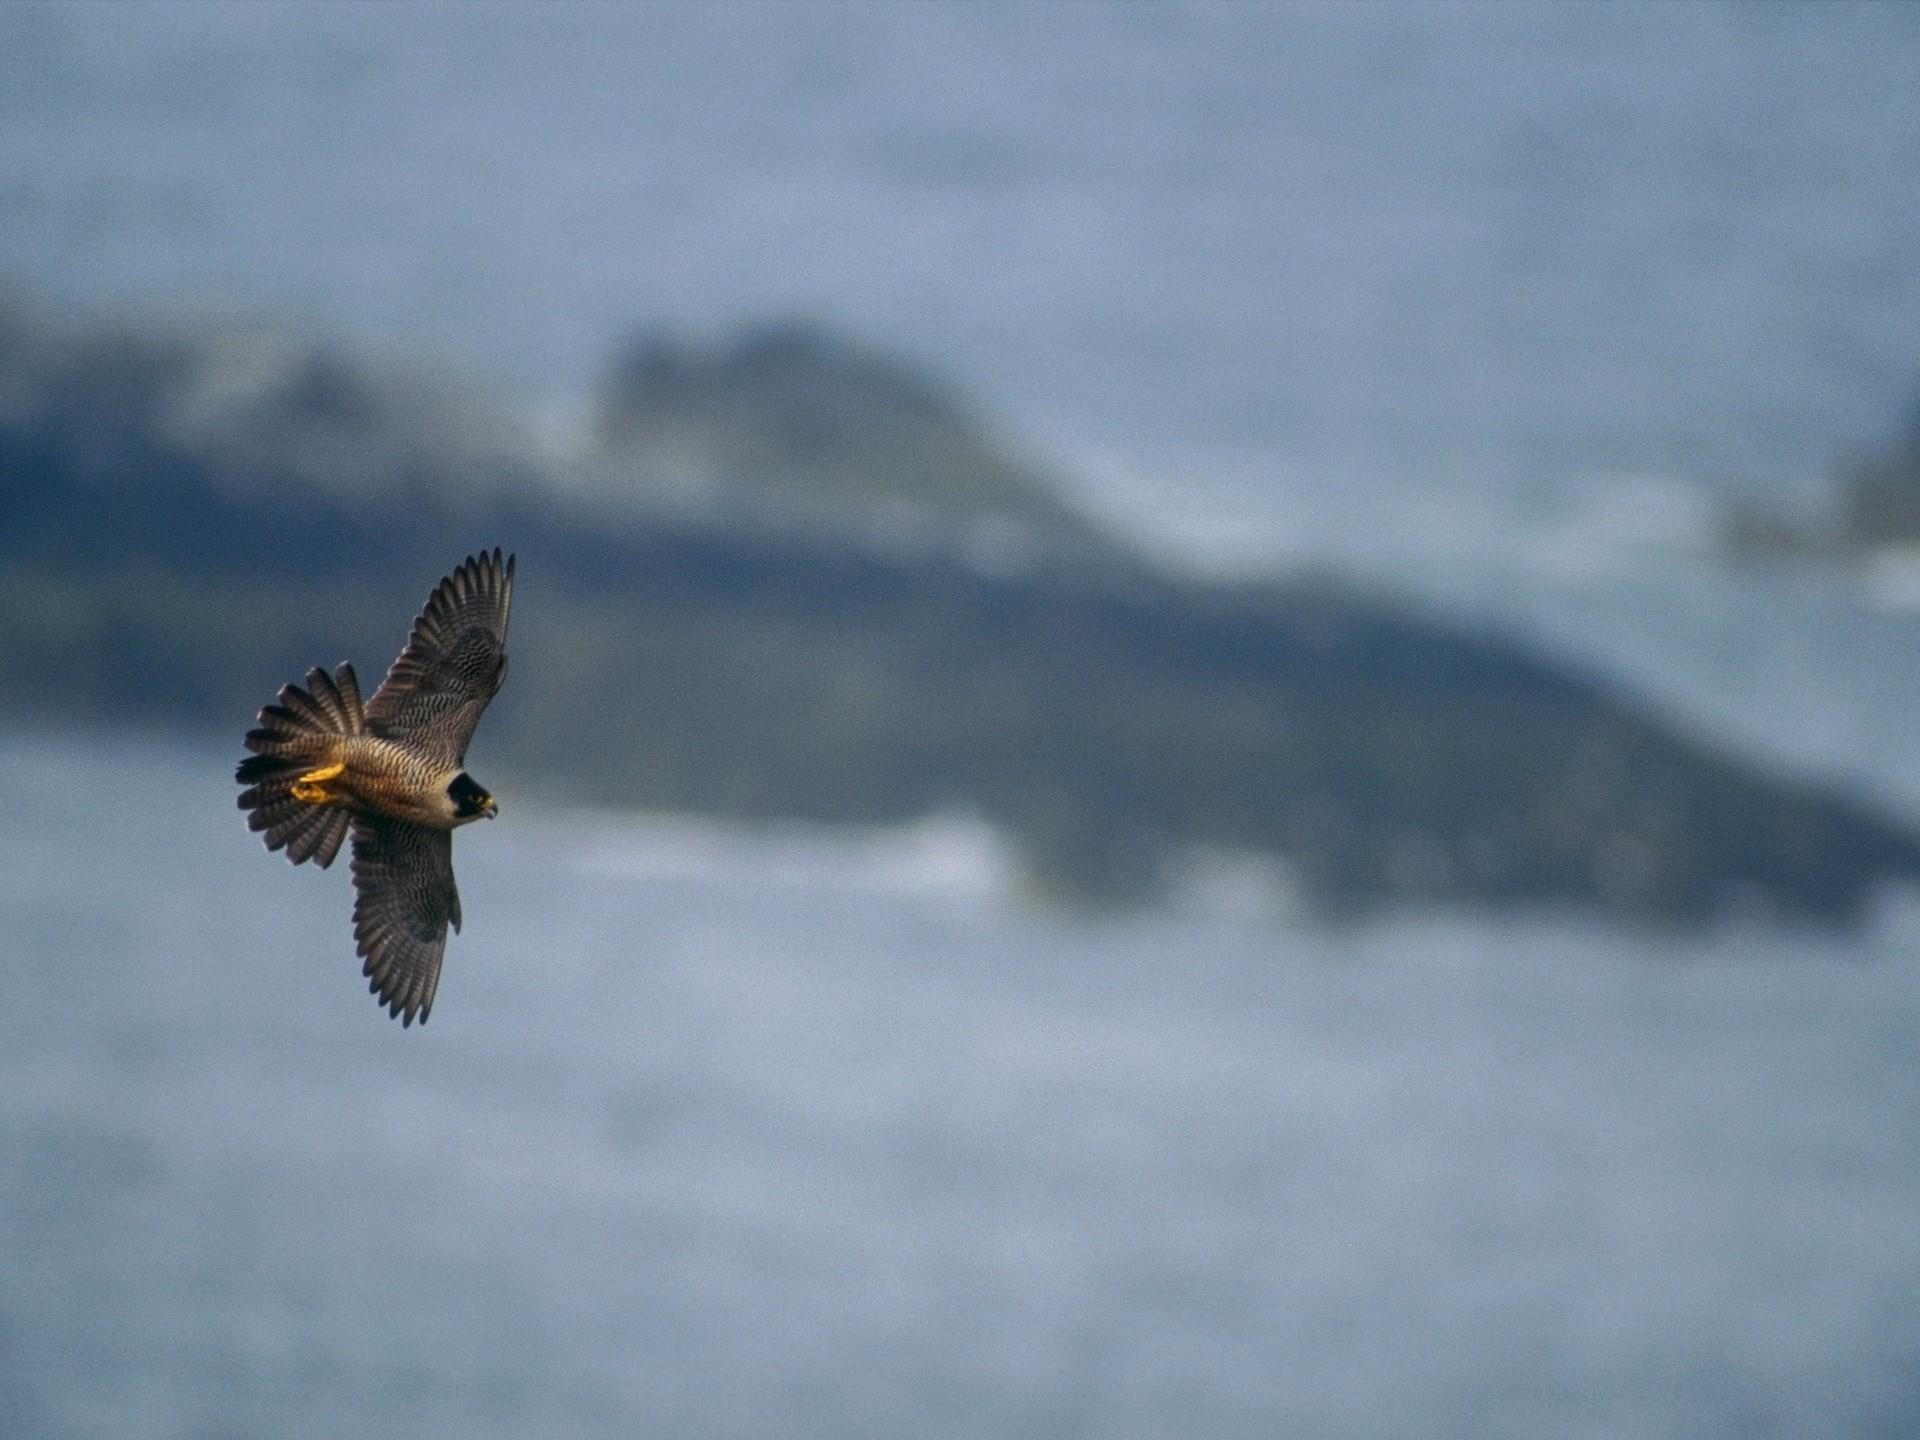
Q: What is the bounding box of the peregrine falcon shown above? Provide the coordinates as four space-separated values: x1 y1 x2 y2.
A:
236 549 515 1026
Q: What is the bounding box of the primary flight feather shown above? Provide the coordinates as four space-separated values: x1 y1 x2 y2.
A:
236 549 515 1026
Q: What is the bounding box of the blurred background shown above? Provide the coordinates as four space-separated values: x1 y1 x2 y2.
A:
4 2 1920 1435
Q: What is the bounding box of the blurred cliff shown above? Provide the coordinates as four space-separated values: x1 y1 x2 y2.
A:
4 290 1917 924
1726 397 1920 584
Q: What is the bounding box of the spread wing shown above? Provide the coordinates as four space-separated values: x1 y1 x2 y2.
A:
366 549 514 766
349 818 462 1027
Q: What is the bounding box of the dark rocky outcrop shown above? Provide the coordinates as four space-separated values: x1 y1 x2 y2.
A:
1725 394 1920 565
4 293 1917 925
594 321 1124 568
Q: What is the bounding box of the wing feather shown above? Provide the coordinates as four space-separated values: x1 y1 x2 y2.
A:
365 549 514 765
349 818 461 1027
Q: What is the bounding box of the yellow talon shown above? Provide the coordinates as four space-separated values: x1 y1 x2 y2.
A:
291 761 345 804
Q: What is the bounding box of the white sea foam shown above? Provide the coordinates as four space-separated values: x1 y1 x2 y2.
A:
542 806 1018 901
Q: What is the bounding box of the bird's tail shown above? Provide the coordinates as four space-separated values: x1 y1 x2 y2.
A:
235 662 365 869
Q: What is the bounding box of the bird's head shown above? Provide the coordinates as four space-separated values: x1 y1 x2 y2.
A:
448 772 499 823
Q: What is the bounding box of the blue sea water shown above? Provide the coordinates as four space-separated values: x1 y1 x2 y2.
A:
3 733 1920 1438
6 4 1920 1433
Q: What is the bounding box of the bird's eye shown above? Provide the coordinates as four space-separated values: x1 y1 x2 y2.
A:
448 774 487 810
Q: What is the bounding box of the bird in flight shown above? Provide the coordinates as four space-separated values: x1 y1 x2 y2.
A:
236 549 515 1026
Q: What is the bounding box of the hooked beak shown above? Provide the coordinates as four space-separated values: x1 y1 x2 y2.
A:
484 800 500 820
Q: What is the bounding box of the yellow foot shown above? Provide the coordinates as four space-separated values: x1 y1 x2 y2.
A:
290 761 345 805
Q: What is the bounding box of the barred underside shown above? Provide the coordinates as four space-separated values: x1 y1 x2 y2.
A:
365 547 514 766
350 817 460 1027
235 661 366 869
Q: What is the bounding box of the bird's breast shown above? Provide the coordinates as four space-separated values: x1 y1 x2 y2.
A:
334 737 460 827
